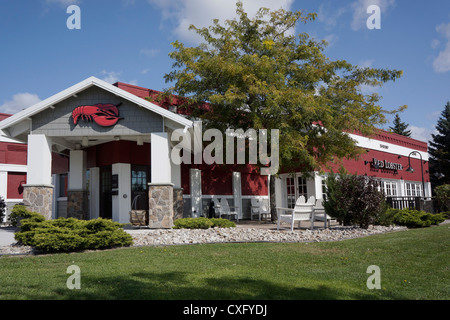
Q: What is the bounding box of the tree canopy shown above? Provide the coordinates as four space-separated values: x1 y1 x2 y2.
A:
429 101 450 187
389 114 411 137
164 1 405 175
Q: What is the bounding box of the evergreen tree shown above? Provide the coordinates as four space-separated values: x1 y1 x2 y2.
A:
429 102 450 188
389 114 411 137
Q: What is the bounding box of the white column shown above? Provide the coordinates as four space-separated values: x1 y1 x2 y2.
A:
112 163 131 223
425 182 432 198
232 172 242 219
27 134 52 185
0 171 7 200
190 168 202 217
171 162 181 188
274 176 283 209
51 174 57 219
89 167 100 219
68 150 86 191
151 132 171 183
313 172 323 200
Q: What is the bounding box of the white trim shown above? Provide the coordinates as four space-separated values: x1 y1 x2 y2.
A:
0 164 27 172
0 76 193 134
0 135 26 144
348 133 429 161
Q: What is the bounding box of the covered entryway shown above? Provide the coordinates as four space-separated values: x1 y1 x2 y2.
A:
0 76 193 227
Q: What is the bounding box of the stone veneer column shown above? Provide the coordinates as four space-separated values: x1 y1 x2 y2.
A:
67 191 89 220
148 183 174 228
173 188 184 220
22 185 54 220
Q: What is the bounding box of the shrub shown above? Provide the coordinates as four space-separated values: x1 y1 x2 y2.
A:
378 208 446 228
209 218 236 228
9 205 45 227
435 184 450 212
0 196 6 222
173 217 236 229
14 217 133 253
323 173 387 229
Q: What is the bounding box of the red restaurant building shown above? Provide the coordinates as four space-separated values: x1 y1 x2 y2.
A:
0 77 431 224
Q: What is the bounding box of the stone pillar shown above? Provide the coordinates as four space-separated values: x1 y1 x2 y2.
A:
148 183 174 228
67 190 89 220
173 187 184 221
22 185 54 220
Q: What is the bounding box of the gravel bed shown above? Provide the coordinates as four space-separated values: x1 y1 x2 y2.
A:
128 225 408 247
0 224 410 256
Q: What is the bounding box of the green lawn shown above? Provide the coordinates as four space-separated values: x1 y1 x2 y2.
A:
0 225 448 300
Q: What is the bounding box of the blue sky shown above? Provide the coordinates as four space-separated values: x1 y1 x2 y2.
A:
1 0 449 144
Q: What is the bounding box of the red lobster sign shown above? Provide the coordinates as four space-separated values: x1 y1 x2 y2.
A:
72 102 122 127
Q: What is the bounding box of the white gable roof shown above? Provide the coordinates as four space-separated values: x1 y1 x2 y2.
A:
0 76 193 133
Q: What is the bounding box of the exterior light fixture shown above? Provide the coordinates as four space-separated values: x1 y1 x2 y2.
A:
406 151 425 197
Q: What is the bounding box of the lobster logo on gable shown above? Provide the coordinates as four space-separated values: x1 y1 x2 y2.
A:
72 103 122 127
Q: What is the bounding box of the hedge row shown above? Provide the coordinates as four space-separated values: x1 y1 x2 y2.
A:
378 208 447 228
13 205 133 253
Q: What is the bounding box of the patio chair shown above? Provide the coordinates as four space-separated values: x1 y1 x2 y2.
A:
215 198 239 222
276 195 315 231
313 198 335 228
250 198 270 221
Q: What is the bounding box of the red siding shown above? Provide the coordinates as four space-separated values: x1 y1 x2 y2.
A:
0 143 27 165
85 140 150 168
181 163 268 196
322 148 430 183
7 172 26 199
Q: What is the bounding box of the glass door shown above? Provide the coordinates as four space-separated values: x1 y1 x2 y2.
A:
131 165 150 211
100 165 112 219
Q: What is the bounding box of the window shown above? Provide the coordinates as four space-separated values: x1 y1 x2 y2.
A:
406 183 422 197
59 173 68 197
297 176 308 198
383 181 397 196
285 175 308 208
286 177 296 209
132 168 147 192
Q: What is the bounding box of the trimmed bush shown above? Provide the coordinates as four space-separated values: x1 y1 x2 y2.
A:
15 217 133 253
378 208 446 228
9 205 45 227
173 217 236 229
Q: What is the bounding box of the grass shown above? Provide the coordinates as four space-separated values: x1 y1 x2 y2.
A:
0 225 448 300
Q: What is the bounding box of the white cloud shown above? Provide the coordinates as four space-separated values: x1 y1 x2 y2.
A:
318 4 347 29
409 125 436 143
432 22 450 73
99 70 121 84
148 0 294 44
0 93 41 115
351 0 395 31
431 39 440 49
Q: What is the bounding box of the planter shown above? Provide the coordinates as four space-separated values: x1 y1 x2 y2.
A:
129 210 148 226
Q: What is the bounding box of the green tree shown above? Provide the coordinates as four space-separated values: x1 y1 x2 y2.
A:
389 114 411 137
164 2 405 220
429 102 450 188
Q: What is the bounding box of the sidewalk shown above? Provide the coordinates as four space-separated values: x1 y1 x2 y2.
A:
0 226 18 246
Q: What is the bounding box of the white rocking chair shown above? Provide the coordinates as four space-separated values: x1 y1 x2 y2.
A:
276 195 315 231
